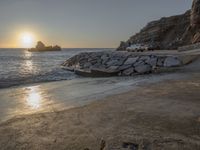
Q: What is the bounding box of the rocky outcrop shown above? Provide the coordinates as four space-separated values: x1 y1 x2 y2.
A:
28 41 61 52
117 0 200 51
62 51 187 77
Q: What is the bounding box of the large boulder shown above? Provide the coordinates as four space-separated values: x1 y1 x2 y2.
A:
164 57 182 67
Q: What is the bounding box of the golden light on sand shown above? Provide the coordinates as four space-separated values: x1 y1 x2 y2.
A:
20 32 35 48
26 86 42 109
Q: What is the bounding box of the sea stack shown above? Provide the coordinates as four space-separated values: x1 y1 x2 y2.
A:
28 41 61 52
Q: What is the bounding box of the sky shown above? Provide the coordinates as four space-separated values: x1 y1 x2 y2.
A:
0 0 192 48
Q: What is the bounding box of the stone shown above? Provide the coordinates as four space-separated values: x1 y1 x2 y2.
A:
107 66 119 71
139 56 151 62
118 64 132 71
135 64 152 74
133 60 145 67
124 57 139 65
83 62 92 68
164 57 182 67
36 41 45 49
146 57 158 67
117 1 200 50
157 57 165 67
191 0 200 27
28 41 61 52
101 55 110 65
106 59 123 66
122 67 134 76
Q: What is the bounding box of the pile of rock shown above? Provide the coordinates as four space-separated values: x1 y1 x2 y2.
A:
62 51 183 77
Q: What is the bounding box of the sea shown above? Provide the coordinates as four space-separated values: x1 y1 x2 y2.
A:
0 48 114 89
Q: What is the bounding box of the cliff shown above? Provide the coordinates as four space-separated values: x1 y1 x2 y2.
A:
117 0 200 51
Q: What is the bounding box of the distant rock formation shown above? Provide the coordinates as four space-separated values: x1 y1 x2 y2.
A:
117 0 200 51
28 41 61 52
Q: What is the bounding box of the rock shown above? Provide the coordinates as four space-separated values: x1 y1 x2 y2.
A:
106 59 123 66
90 68 119 77
118 64 132 71
122 67 134 76
107 66 119 71
124 57 139 65
28 41 61 52
117 1 200 50
191 0 200 27
164 57 182 67
36 41 45 49
62 51 190 77
83 62 92 68
139 56 151 62
135 64 152 74
101 54 110 64
146 57 158 67
157 57 165 67
133 60 145 67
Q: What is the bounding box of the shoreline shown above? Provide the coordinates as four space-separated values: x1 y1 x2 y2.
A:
0 71 200 149
0 55 199 149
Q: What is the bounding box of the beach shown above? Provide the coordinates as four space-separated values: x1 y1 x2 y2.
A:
0 56 200 150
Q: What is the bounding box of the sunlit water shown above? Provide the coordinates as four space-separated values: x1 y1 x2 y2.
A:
0 48 113 88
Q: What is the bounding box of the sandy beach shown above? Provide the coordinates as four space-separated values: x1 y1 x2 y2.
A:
0 57 199 150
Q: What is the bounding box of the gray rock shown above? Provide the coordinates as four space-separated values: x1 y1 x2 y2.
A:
118 64 132 71
140 56 151 62
146 57 157 67
133 60 145 67
157 57 165 67
83 62 92 68
124 57 139 65
101 55 110 64
135 64 152 74
106 59 123 66
107 66 119 71
122 67 134 76
164 57 182 67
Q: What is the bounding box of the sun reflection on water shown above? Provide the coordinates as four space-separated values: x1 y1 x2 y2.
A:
26 86 42 109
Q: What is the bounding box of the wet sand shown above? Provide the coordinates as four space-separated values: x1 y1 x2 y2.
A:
0 57 200 149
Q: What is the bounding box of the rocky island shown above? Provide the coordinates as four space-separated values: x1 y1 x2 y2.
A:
28 41 61 52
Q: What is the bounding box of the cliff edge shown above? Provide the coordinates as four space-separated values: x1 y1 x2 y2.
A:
117 0 200 51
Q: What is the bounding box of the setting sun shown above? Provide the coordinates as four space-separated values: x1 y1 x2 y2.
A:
20 32 35 48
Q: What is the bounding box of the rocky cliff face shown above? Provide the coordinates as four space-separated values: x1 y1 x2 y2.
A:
117 0 200 51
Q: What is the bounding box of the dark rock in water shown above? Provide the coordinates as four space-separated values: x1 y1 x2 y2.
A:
36 41 45 49
28 41 61 52
117 0 200 51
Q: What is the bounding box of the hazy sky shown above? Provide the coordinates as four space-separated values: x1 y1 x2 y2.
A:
0 0 192 48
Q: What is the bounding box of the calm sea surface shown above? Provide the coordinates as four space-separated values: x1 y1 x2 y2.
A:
0 48 113 89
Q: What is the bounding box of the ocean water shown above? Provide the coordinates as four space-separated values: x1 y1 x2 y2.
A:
0 48 113 88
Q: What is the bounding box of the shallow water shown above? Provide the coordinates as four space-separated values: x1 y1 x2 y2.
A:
0 71 195 123
0 48 113 88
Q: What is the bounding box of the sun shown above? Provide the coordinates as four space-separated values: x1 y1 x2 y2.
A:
20 32 35 48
